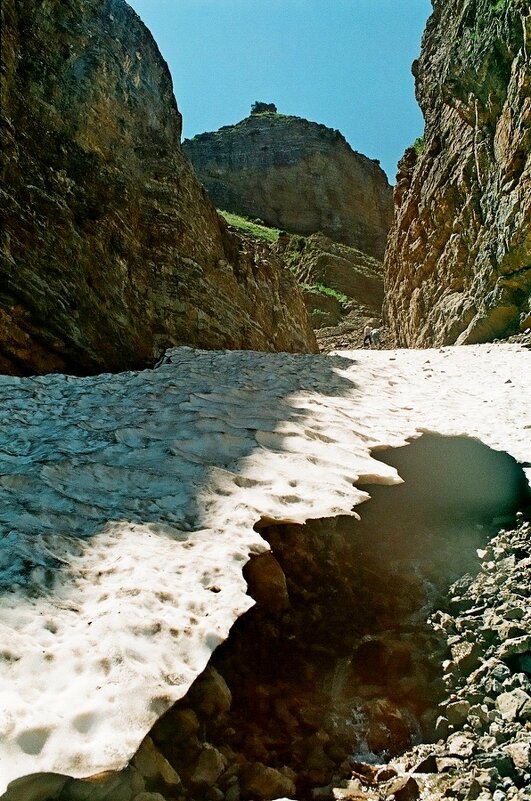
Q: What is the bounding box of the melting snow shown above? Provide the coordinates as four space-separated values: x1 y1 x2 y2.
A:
0 344 529 791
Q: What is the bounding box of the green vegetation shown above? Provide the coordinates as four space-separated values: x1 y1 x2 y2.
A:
491 0 509 11
413 136 425 156
301 282 349 304
218 210 280 242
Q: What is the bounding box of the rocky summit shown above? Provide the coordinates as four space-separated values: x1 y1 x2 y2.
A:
384 0 531 347
0 1 316 376
182 106 393 260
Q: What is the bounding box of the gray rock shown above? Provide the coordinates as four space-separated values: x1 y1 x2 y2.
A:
446 700 471 727
498 636 531 660
496 690 531 722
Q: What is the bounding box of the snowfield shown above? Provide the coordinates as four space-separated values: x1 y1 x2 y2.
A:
0 344 529 792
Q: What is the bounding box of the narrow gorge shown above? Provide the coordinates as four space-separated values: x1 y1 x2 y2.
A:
0 0 530 800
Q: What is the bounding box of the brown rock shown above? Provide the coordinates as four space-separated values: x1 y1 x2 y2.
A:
277 232 384 333
384 0 531 346
375 766 398 782
244 552 290 612
57 767 145 801
189 745 227 789
504 741 531 770
240 762 296 800
0 0 317 376
183 110 393 259
188 666 232 719
411 753 438 774
386 775 420 800
133 794 167 801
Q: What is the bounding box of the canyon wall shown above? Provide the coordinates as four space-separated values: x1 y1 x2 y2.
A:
0 0 316 376
384 0 530 346
183 109 393 260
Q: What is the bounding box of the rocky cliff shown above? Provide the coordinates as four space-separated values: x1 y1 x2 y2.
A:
384 0 531 346
182 109 393 260
0 1 316 376
276 232 384 348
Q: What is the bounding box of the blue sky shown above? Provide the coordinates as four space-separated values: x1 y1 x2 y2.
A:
127 0 432 182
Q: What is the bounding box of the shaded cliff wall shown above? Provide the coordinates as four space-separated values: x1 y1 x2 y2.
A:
183 112 393 261
0 0 316 376
384 0 530 346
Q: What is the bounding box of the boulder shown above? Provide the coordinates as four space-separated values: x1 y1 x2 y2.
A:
496 689 531 722
240 762 296 800
189 745 227 789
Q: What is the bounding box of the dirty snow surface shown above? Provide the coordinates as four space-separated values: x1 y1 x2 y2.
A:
0 345 529 791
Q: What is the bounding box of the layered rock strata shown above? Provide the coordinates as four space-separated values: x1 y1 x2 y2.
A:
182 110 393 260
0 0 316 376
276 232 384 344
384 0 531 346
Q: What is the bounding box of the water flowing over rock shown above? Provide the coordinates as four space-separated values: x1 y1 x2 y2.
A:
0 0 316 376
182 109 393 260
384 0 531 346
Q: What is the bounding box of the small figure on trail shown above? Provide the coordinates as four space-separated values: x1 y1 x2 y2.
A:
363 324 372 347
370 328 381 348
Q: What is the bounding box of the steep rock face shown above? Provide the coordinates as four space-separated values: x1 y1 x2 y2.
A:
0 1 316 376
182 111 393 260
277 232 384 313
384 0 531 346
276 232 383 336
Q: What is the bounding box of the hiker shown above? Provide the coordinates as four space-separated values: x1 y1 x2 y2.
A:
370 328 381 348
363 324 372 347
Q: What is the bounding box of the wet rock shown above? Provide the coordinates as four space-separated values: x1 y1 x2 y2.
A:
133 794 167 801
154 708 201 744
59 767 145 800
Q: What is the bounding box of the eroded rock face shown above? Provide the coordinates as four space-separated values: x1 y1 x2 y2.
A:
276 232 384 332
384 0 531 346
0 0 316 375
182 111 393 260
